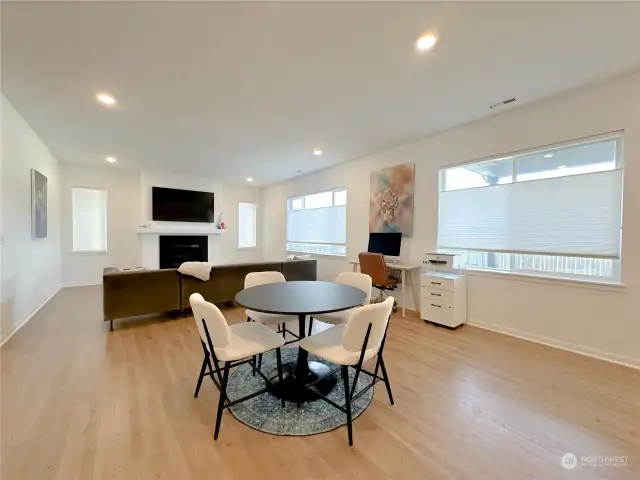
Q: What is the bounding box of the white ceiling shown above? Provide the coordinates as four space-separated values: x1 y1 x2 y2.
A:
3 1 640 186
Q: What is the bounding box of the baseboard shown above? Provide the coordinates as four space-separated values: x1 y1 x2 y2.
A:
62 282 102 288
0 286 62 347
468 318 640 370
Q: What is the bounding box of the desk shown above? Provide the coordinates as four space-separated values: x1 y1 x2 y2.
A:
348 261 421 317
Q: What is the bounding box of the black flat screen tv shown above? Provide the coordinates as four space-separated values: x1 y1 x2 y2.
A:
152 187 215 223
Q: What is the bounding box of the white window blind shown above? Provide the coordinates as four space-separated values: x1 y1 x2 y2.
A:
439 165 622 258
286 188 347 256
238 202 257 248
72 187 107 252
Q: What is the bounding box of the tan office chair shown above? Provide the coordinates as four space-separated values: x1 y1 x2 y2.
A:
358 252 400 312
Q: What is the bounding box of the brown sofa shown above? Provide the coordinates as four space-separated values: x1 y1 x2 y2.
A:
103 259 317 329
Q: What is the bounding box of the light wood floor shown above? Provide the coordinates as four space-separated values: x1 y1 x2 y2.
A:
1 286 638 479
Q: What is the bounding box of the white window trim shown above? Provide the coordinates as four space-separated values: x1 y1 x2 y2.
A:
286 187 347 257
437 132 623 282
71 186 108 254
237 201 258 250
466 267 625 292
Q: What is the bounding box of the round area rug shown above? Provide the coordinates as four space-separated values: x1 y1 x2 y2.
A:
227 349 373 436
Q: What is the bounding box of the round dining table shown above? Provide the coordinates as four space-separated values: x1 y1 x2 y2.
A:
235 280 367 402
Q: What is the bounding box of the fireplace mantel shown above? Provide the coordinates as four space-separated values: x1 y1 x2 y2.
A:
136 225 224 235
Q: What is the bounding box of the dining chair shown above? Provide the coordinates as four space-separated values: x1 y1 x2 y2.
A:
244 272 301 348
298 296 395 446
308 272 372 335
190 293 286 440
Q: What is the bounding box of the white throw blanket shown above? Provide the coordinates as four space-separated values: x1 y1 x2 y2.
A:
178 261 213 281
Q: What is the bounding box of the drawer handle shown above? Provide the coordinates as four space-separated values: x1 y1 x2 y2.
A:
430 304 442 308
430 281 442 285
430 293 441 297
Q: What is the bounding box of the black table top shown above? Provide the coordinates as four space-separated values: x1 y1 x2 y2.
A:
235 281 367 315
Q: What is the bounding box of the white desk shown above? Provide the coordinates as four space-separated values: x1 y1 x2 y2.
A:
348 261 421 317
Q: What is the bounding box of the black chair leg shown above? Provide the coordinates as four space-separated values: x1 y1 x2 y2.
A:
257 353 262 372
281 324 286 340
110 320 114 331
308 317 314 336
214 362 230 440
378 355 394 405
194 356 208 398
252 355 257 376
341 365 353 446
275 348 285 408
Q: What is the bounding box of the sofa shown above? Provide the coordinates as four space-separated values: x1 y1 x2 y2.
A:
103 259 317 329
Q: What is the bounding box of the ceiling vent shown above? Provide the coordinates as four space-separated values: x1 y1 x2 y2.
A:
489 97 516 109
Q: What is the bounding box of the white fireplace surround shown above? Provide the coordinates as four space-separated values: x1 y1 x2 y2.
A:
138 223 225 269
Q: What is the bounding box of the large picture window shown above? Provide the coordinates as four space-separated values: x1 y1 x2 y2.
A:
286 188 347 256
438 133 623 281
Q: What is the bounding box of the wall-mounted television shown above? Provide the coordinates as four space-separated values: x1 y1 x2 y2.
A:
152 187 215 223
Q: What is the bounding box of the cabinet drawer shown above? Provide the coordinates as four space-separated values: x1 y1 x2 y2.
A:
422 288 453 303
421 301 453 324
421 275 455 291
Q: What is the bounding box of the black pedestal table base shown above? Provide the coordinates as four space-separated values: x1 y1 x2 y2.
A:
266 360 338 402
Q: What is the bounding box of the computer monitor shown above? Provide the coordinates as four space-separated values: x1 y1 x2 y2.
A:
367 232 402 257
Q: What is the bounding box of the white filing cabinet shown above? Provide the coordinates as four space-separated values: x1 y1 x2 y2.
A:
420 272 466 328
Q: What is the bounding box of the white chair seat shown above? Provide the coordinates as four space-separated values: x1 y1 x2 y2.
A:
299 325 378 366
214 322 285 362
245 309 299 326
312 309 355 326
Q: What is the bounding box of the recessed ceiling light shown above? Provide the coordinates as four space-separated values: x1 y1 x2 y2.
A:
105 156 117 163
416 34 437 51
246 177 254 182
313 149 323 156
96 93 117 106
544 154 554 158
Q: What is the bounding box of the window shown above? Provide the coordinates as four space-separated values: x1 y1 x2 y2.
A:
72 187 107 252
438 133 623 281
286 188 347 256
238 202 257 248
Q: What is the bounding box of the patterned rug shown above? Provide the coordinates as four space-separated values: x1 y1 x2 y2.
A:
227 349 373 436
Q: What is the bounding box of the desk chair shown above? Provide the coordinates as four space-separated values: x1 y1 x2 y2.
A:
358 252 400 312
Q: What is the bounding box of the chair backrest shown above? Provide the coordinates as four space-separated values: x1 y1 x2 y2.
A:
335 271 373 305
244 271 287 289
190 293 231 351
342 297 394 353
358 252 389 286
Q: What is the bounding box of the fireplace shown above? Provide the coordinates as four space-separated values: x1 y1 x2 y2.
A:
159 235 208 269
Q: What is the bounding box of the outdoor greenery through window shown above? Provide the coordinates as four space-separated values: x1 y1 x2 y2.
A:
286 188 347 256
438 133 623 281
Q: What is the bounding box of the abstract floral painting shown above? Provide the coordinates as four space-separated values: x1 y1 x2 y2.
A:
31 169 48 239
369 163 415 235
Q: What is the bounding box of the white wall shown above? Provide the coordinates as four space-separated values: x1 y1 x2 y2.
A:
1 94 62 342
58 166 262 285
262 70 640 368
60 163 142 286
140 172 262 267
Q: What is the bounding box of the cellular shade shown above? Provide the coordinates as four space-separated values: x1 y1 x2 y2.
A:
287 205 346 244
438 169 622 258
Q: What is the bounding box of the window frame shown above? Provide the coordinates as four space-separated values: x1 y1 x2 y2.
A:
71 186 108 254
237 201 258 250
286 187 347 257
437 132 624 283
